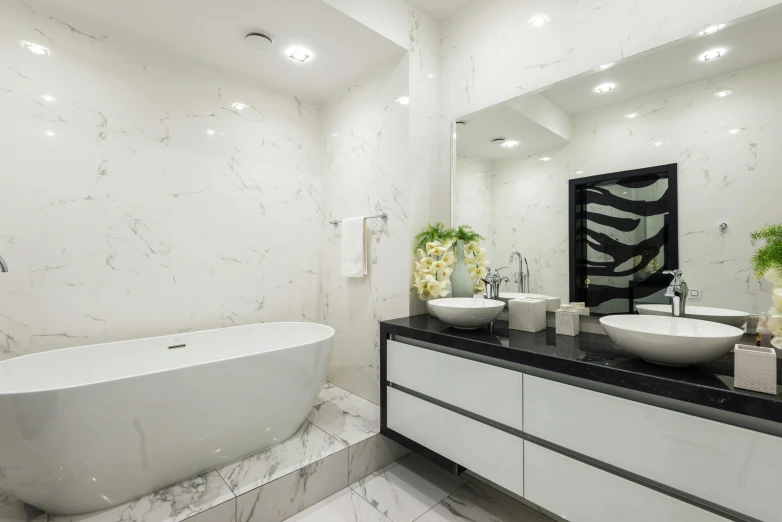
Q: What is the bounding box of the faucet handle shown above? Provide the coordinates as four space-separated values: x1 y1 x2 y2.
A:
663 269 684 284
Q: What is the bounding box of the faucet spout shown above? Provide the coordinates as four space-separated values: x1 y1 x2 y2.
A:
663 270 688 317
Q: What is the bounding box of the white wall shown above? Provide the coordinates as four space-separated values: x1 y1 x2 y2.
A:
0 1 324 359
321 57 410 402
456 59 780 314
318 0 441 402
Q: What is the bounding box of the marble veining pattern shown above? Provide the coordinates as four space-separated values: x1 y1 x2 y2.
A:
306 390 381 446
284 488 391 522
0 494 18 510
349 454 470 522
416 480 553 522
317 383 353 405
35 471 234 522
217 421 344 497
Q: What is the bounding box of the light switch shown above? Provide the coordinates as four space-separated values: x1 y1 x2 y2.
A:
689 289 701 299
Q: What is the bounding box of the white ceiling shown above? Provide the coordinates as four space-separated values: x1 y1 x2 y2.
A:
405 0 476 22
543 7 782 115
455 102 569 160
31 0 406 103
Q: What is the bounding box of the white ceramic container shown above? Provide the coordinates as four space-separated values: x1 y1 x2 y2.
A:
0 322 334 515
428 298 505 329
600 315 743 366
636 304 749 329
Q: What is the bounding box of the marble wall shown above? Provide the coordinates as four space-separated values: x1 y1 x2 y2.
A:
456 59 781 314
320 57 411 402
317 0 440 403
0 1 324 359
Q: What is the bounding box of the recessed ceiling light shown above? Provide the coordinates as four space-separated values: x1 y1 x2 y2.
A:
22 41 49 55
624 112 638 119
41 94 56 102
45 130 55 137
595 83 616 94
528 14 549 27
288 48 312 63
654 141 663 147
206 129 216 136
576 170 584 174
715 90 731 98
727 128 743 134
699 24 723 36
428 73 435 79
453 133 457 139
596 63 614 71
330 132 340 138
700 48 725 62
396 96 410 105
503 140 519 148
540 157 552 162
231 102 247 111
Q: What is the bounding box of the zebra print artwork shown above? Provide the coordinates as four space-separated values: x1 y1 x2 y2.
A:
570 164 678 315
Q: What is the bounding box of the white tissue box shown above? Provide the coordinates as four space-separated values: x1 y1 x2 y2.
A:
555 309 579 336
734 344 778 395
569 302 590 316
509 298 547 332
542 296 561 312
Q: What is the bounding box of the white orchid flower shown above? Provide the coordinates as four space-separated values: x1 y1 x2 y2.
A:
426 241 442 255
476 266 488 279
438 266 452 279
442 251 455 266
419 257 434 269
436 280 449 297
416 248 427 261
465 242 480 255
475 280 486 292
432 260 447 273
478 258 490 268
443 241 454 251
469 269 478 281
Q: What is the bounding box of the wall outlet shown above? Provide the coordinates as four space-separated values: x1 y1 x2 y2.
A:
689 289 702 299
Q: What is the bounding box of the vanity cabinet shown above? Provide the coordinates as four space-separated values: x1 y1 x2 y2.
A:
381 328 782 522
524 375 782 522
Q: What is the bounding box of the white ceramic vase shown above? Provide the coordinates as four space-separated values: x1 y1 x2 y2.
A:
450 240 474 298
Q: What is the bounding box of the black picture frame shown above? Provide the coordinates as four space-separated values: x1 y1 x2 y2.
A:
568 163 679 312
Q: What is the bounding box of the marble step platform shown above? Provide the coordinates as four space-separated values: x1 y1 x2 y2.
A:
0 384 408 522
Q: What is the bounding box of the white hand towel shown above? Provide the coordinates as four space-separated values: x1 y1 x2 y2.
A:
341 216 367 278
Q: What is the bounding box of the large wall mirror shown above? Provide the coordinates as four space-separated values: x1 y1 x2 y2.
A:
452 7 781 317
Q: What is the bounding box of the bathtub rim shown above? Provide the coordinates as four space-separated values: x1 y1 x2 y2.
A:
0 322 335 396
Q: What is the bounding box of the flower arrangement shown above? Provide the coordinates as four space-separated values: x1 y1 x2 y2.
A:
413 223 488 301
751 224 782 347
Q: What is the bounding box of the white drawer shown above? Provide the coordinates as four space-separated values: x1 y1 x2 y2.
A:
524 375 782 522
387 339 524 430
387 387 524 496
524 442 727 522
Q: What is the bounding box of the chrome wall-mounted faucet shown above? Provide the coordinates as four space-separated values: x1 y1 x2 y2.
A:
663 269 688 317
509 251 529 293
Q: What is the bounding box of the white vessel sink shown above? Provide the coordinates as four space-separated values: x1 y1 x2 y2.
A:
498 292 550 304
428 298 505 329
600 315 744 366
636 304 749 329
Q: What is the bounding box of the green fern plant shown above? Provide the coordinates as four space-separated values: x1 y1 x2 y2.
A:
414 222 455 251
453 225 485 244
750 224 782 279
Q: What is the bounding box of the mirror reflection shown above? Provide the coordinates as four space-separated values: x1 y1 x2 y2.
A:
452 8 781 318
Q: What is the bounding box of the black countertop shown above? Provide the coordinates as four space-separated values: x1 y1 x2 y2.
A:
381 314 782 425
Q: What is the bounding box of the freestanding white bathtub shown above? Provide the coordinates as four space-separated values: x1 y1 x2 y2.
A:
0 322 334 515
